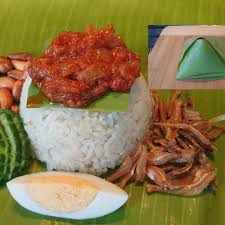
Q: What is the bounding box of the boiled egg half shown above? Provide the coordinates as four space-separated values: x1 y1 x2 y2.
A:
7 171 128 219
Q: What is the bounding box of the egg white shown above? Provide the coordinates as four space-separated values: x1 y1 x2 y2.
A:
7 171 128 219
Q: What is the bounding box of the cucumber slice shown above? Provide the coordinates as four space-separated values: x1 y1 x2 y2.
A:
0 112 21 180
0 110 32 183
6 110 32 173
0 123 11 182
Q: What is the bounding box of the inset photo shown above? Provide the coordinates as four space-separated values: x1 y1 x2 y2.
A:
148 25 225 89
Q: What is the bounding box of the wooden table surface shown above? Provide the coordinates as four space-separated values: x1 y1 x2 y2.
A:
148 26 225 89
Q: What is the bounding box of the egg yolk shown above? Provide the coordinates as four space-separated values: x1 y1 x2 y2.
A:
25 176 98 212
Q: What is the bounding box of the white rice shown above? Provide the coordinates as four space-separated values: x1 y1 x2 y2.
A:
20 76 151 175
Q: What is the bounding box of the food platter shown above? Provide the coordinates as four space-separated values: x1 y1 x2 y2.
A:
1 1 225 225
2 87 225 225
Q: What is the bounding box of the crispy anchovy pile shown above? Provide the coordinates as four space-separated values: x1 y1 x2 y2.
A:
107 91 225 196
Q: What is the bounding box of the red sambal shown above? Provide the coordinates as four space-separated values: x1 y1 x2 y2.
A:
28 25 141 107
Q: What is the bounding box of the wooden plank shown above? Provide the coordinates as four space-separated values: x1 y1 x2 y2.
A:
161 25 225 36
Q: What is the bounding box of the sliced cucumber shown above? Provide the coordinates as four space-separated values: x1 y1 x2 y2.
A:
0 110 32 183
0 123 11 182
7 110 32 173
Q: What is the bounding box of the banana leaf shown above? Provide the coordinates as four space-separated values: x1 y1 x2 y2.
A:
177 37 225 79
27 81 130 112
1 1 225 225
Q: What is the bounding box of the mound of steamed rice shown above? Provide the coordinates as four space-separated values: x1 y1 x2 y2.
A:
20 76 151 175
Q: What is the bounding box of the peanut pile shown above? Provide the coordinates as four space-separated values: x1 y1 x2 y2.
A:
0 52 32 113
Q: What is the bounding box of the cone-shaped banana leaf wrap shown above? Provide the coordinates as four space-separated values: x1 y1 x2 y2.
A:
177 37 225 80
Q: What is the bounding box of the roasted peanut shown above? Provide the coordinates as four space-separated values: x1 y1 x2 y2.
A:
11 104 19 114
0 57 13 73
0 88 14 109
12 80 24 102
7 70 26 80
7 52 32 61
0 77 16 89
11 60 28 71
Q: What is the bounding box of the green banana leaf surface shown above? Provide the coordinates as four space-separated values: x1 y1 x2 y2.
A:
177 37 225 79
1 1 225 225
27 81 130 112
